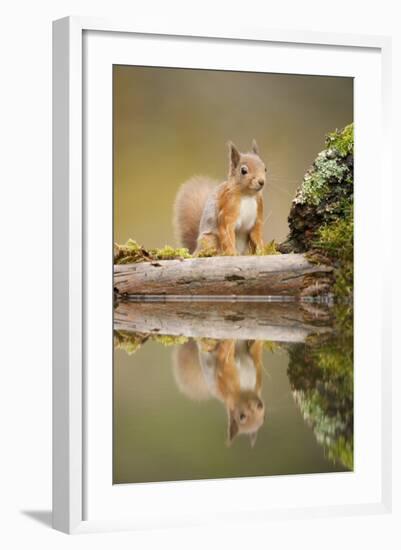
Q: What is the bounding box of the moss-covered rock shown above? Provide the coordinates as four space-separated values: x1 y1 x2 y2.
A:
280 123 353 254
279 124 354 299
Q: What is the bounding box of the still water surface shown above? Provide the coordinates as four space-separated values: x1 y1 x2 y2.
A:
113 301 353 484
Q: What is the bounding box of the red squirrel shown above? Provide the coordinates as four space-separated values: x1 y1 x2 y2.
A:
173 339 265 446
174 141 266 255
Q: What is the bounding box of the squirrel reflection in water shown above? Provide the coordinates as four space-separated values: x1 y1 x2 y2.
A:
173 339 265 447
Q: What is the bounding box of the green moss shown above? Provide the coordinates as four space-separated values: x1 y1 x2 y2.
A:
288 331 353 470
197 245 218 257
290 301 353 470
114 330 188 355
114 239 144 264
325 123 354 158
263 340 281 353
114 239 191 264
327 436 353 470
152 334 188 346
257 240 281 256
331 302 353 340
293 388 353 469
294 389 353 470
114 237 280 264
114 330 148 355
150 245 192 260
314 208 353 299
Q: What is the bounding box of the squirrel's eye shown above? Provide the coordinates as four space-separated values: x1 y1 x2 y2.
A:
240 165 248 175
240 413 246 422
265 167 267 173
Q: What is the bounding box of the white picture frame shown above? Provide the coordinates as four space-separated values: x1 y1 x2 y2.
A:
52 16 392 534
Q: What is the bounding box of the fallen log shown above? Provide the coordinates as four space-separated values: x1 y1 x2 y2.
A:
114 301 333 342
114 254 333 298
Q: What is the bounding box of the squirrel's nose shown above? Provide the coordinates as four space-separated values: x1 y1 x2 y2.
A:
258 179 265 188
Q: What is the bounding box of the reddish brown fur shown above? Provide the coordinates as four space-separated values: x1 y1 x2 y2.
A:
174 141 266 255
213 340 263 404
216 184 264 255
199 339 265 445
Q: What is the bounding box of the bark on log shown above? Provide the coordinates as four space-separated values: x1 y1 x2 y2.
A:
114 301 333 342
114 254 333 298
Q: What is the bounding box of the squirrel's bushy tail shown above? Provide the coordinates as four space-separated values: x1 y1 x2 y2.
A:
172 340 210 401
173 176 216 253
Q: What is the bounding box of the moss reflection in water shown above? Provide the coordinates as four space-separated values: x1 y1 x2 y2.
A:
287 307 353 469
114 330 189 355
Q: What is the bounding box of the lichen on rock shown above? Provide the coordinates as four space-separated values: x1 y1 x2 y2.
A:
294 152 349 207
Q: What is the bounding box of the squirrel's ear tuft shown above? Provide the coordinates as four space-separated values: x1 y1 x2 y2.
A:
228 141 240 175
251 139 259 155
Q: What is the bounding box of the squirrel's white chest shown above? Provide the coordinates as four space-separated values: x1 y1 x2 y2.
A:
235 197 257 253
236 197 258 232
235 342 257 391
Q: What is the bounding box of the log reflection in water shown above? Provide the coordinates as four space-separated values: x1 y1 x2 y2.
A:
114 300 333 343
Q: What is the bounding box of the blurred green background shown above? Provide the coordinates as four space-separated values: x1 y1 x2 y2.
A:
113 65 353 247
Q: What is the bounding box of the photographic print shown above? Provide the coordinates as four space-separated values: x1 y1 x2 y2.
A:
113 66 353 484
